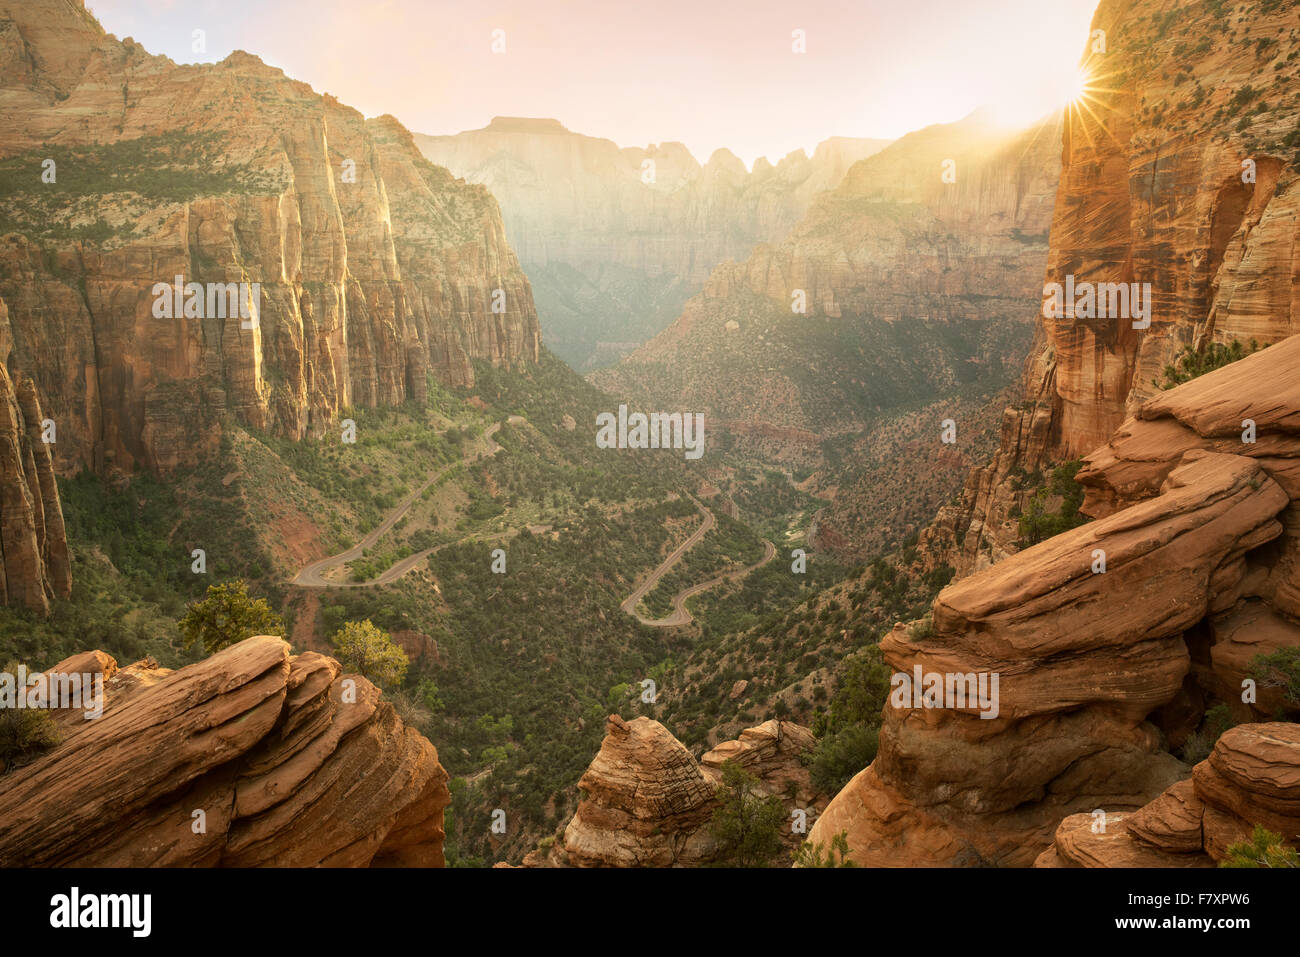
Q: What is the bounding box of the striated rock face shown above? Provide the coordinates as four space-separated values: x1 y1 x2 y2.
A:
0 355 70 612
0 0 539 480
416 118 890 369
0 636 450 866
1036 723 1300 867
700 719 824 813
558 714 720 867
932 0 1300 576
812 328 1300 866
539 715 823 867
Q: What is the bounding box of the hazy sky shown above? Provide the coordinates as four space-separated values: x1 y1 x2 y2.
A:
87 0 1100 167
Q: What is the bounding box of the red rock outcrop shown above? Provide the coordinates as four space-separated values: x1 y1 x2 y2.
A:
537 715 824 867
0 356 70 612
700 719 823 812
0 635 450 866
0 0 539 480
930 0 1300 577
1036 723 1300 867
558 714 719 867
811 323 1300 865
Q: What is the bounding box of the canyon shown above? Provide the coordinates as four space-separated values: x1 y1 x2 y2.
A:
807 0 1300 866
593 107 1063 557
1 0 1298 876
417 118 890 369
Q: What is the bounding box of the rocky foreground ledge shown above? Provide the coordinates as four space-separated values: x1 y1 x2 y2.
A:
1037 722 1300 867
0 636 449 866
809 335 1300 866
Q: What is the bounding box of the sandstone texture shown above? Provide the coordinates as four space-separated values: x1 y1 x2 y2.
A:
539 715 824 867
0 355 70 611
0 0 539 481
0 635 450 866
811 323 1300 864
1036 723 1300 867
931 0 1300 576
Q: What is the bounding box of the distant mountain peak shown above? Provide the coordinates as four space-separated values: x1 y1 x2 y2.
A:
482 116 570 134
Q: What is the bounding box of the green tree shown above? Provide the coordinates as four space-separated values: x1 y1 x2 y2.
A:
793 830 857 868
178 580 284 655
1017 460 1087 546
0 661 62 773
709 761 786 867
1220 825 1298 868
417 678 445 714
1155 339 1262 390
331 619 408 688
1250 646 1300 708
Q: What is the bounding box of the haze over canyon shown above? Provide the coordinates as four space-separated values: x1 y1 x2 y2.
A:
0 0 1296 906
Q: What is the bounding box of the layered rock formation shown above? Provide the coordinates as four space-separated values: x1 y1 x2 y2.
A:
0 0 539 480
0 354 70 612
1036 723 1300 867
535 715 823 867
930 0 1300 576
0 635 450 866
558 714 720 867
809 328 1300 866
417 118 889 368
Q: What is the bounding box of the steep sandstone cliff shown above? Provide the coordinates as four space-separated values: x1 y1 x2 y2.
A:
0 343 70 612
0 0 540 480
929 0 1300 576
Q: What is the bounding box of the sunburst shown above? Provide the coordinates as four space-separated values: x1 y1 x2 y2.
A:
1062 59 1123 148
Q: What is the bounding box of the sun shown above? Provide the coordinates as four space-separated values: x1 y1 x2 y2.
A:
986 61 1106 130
1065 66 1091 106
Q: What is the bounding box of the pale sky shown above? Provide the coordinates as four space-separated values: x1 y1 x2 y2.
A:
87 0 1100 168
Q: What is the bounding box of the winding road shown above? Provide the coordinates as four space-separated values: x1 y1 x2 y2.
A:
291 418 520 589
290 413 777 615
620 495 777 628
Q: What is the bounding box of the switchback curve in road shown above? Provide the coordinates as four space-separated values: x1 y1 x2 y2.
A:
621 495 777 627
291 417 520 589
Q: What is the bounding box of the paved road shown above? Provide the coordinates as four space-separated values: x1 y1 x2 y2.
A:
619 494 713 619
291 418 519 589
621 496 777 627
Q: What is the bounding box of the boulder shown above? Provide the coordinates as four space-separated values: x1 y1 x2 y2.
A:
0 636 450 867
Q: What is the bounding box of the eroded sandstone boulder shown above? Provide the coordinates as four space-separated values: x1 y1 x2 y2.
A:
0 636 450 867
542 715 824 867
558 715 719 868
811 447 1288 866
1035 723 1299 866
